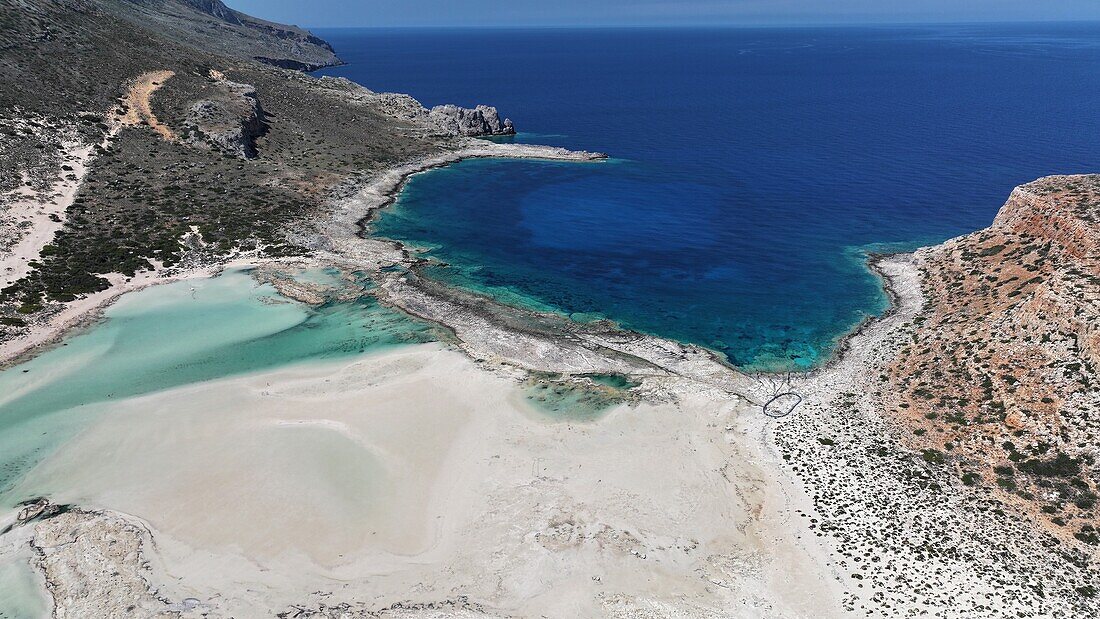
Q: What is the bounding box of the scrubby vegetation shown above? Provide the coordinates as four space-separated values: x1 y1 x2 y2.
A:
1 0 454 324
886 175 1100 548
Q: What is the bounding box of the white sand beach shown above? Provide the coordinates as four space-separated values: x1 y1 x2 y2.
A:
9 343 844 617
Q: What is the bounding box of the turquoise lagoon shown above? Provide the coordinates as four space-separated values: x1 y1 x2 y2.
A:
0 269 437 499
0 266 622 521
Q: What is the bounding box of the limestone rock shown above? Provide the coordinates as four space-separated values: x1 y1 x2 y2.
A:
317 77 516 137
183 78 267 158
427 104 514 137
886 174 1100 544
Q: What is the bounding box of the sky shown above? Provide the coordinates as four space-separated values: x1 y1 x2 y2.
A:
228 0 1100 28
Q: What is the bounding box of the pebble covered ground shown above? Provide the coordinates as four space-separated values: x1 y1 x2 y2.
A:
770 256 1099 617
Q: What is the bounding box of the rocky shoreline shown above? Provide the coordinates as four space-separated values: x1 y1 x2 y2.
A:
3 1 1098 614
5 147 1098 616
4 117 1099 615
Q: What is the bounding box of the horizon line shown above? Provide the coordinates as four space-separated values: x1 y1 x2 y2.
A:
303 18 1100 31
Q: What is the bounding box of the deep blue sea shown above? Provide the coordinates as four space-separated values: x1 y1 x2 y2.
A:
315 25 1100 370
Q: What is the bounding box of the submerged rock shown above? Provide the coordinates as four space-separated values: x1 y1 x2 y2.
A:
0 497 68 535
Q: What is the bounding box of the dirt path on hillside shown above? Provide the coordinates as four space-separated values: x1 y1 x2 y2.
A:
119 70 176 140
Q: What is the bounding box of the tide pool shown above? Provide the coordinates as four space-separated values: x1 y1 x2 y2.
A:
0 269 436 499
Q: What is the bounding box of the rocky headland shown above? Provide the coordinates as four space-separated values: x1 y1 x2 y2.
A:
887 175 1100 550
316 76 516 136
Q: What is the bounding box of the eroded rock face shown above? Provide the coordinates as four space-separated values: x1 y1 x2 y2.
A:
886 174 1100 546
183 78 267 158
316 77 515 137
178 0 240 23
427 104 514 137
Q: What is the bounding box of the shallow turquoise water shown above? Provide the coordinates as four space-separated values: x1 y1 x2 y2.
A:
523 377 630 421
0 269 436 497
0 548 47 619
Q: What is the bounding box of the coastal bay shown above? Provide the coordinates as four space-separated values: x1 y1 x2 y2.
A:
321 25 1100 370
1 3 1099 616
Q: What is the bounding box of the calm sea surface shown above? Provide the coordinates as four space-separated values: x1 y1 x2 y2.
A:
316 25 1100 370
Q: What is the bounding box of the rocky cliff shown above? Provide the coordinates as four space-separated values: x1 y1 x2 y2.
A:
887 174 1100 547
427 104 514 136
182 71 267 158
317 77 515 137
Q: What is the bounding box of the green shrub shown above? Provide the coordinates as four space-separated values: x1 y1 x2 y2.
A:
1017 453 1081 478
922 449 945 465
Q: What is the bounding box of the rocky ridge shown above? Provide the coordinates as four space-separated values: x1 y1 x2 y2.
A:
887 175 1100 548
108 0 342 71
